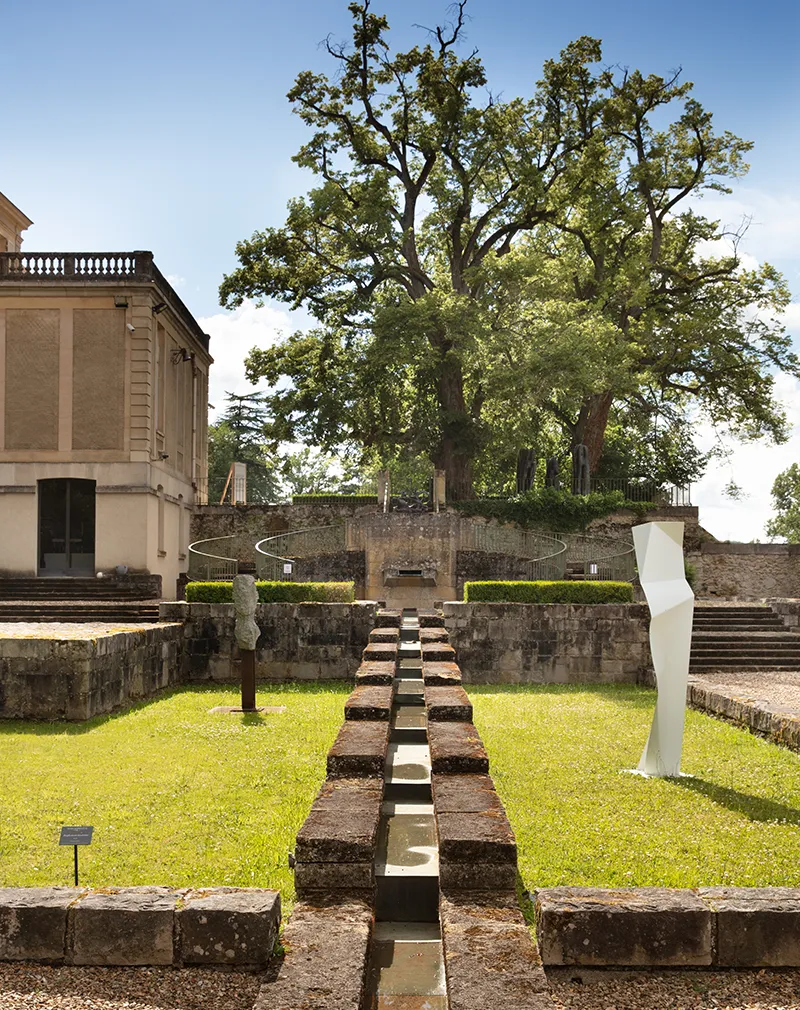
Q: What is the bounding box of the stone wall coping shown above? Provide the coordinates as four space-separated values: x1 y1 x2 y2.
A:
702 541 800 556
535 886 800 967
0 885 280 967
443 601 648 615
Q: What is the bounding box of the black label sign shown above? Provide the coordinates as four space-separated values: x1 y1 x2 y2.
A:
59 826 93 846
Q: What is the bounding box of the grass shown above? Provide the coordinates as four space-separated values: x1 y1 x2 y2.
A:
0 682 350 913
470 684 800 890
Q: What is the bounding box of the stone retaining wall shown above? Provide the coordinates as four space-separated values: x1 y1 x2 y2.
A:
0 886 279 967
0 624 182 720
688 543 800 600
160 601 379 683
442 602 651 684
687 678 800 752
536 886 800 967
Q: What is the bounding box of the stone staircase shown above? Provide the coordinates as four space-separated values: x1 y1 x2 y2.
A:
0 578 161 623
690 604 800 672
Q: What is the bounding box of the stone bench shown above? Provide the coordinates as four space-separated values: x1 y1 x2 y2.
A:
425 685 472 721
294 778 383 895
422 661 462 686
428 722 489 775
0 886 280 968
327 720 390 777
535 886 800 967
344 684 394 721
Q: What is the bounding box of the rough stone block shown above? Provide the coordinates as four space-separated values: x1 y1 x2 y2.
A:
441 892 551 1010
700 887 800 966
255 897 372 1010
428 722 489 774
437 807 516 865
419 628 450 644
355 661 396 685
296 784 381 864
362 642 398 665
179 888 280 966
418 611 445 628
440 862 518 891
294 862 374 893
369 627 400 643
425 685 472 721
344 684 393 721
422 662 462 686
376 610 403 628
71 887 178 966
535 887 712 966
432 774 502 814
421 642 456 663
0 887 81 962
327 721 391 777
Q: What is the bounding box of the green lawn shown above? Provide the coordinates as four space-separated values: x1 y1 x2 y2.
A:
470 684 800 889
0 683 349 911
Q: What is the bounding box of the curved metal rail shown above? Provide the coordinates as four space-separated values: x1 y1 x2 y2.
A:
561 532 636 582
255 524 348 581
187 535 240 582
460 523 568 580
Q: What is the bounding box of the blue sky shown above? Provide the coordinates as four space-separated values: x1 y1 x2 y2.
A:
2 0 799 539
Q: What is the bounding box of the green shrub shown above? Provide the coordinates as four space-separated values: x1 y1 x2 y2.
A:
291 494 376 504
684 560 697 592
452 488 655 532
463 580 634 604
185 581 355 603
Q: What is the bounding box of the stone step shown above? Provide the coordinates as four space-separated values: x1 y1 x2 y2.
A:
421 642 457 663
425 685 473 722
428 722 489 775
326 721 390 778
417 611 445 628
691 660 800 670
355 661 396 686
370 627 400 644
422 662 463 686
344 685 394 721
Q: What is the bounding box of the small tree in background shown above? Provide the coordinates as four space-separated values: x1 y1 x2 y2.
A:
766 464 800 543
207 391 282 503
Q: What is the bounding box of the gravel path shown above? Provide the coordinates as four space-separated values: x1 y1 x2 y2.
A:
0 964 263 1010
693 671 800 714
547 967 800 1009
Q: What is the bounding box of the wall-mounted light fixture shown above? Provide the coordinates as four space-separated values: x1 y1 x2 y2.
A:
171 347 193 364
152 301 168 315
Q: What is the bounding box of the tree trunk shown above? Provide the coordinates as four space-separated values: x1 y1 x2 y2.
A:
572 391 614 473
431 349 476 500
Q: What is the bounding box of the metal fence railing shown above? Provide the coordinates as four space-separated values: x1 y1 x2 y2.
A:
560 532 636 582
255 524 348 581
586 478 691 506
460 523 568 580
187 535 241 582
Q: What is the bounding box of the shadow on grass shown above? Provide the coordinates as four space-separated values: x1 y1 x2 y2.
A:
0 680 352 738
671 775 800 826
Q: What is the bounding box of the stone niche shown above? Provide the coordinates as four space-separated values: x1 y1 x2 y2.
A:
361 513 459 608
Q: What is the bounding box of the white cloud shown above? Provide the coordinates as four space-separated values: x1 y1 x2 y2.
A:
165 274 186 289
693 186 800 267
199 300 297 421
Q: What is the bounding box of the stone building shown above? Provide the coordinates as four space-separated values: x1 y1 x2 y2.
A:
0 192 212 596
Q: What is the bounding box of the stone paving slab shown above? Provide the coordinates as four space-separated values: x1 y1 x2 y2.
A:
425 685 472 721
441 892 553 1010
355 661 396 685
428 722 489 774
535 887 713 967
0 622 175 640
344 684 394 720
422 661 462 686
255 897 372 1010
327 721 391 777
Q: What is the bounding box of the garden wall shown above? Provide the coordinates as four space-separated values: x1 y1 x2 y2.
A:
687 543 800 600
160 601 379 682
442 602 651 684
0 624 183 720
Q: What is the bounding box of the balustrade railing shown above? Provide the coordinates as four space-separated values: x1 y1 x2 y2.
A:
0 251 152 280
187 535 243 582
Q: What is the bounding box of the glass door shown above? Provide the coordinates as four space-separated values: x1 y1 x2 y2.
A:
38 479 96 575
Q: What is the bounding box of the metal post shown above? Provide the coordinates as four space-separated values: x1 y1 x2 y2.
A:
241 649 256 711
74 846 79 886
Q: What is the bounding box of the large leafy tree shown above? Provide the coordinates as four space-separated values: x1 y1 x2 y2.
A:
766 464 800 543
221 0 603 498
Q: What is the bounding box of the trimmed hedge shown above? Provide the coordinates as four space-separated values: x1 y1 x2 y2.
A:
185 581 355 603
463 580 634 604
291 494 376 504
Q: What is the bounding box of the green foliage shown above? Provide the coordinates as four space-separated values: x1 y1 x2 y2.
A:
291 494 376 504
0 683 350 910
685 560 698 592
766 464 800 543
208 391 283 504
452 488 654 531
185 581 355 603
464 580 633 603
472 684 800 887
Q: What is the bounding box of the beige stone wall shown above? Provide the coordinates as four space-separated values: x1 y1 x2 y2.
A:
0 490 37 574
687 543 800 600
0 193 32 254
4 308 60 450
72 308 125 450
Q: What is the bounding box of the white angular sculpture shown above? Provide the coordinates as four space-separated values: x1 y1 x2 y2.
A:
633 522 695 777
